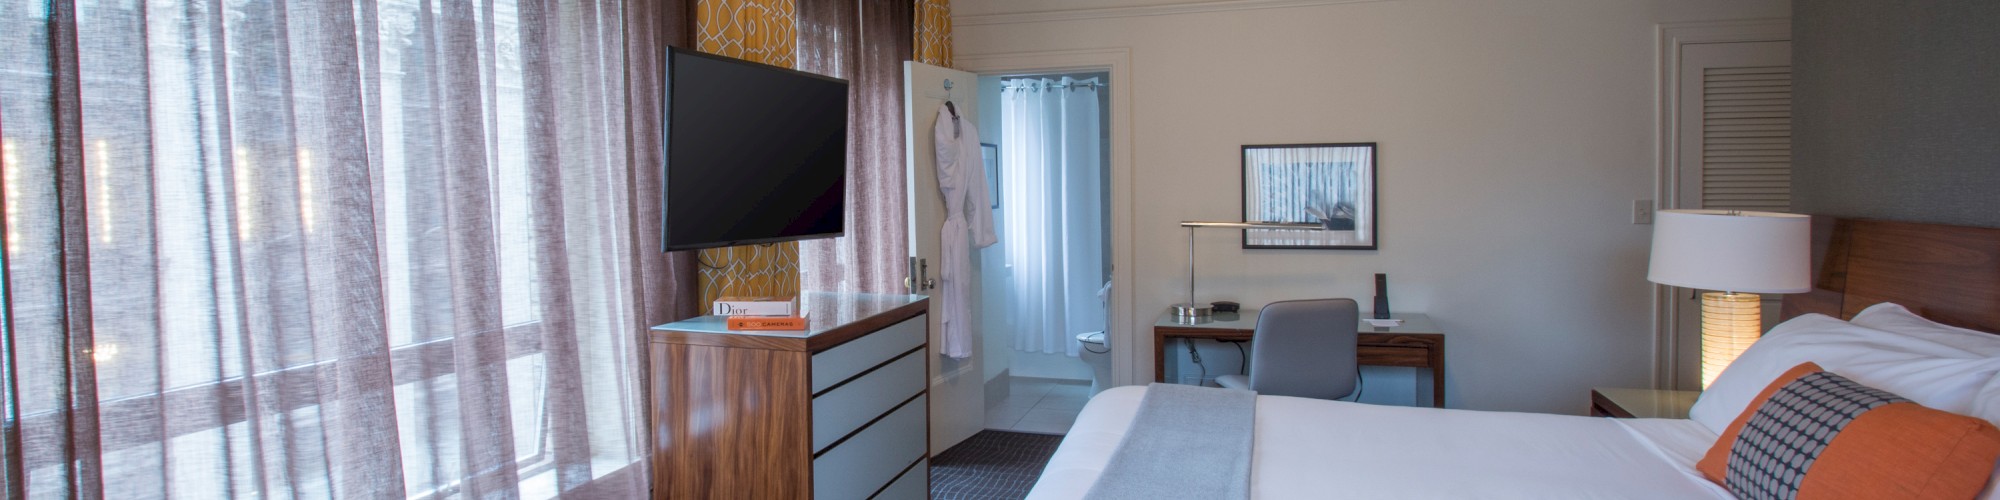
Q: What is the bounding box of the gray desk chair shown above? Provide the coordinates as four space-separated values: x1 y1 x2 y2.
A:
1214 298 1359 400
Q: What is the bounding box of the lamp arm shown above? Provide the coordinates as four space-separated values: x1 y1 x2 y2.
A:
1177 219 1325 306
1170 219 1324 322
1180 221 1327 230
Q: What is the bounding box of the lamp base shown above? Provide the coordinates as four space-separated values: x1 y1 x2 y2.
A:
1170 303 1213 323
1700 291 1762 389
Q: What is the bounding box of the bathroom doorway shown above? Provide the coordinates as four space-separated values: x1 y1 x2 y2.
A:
974 72 1113 434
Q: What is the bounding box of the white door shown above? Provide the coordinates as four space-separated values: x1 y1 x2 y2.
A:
1669 40 1792 389
906 61 985 454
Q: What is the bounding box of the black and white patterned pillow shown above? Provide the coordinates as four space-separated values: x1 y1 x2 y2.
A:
1724 371 1909 500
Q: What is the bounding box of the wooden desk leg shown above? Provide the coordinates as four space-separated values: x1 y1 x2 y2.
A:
1429 342 1445 408
1153 331 1167 383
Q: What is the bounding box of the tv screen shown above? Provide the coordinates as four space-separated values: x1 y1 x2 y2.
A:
663 47 849 252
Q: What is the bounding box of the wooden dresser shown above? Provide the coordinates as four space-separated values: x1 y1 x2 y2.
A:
648 292 931 499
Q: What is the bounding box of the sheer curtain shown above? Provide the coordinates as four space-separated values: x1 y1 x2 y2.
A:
0 0 658 497
1001 77 1106 356
797 0 914 296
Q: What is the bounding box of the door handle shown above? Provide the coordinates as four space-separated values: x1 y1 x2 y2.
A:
906 258 938 293
920 258 936 291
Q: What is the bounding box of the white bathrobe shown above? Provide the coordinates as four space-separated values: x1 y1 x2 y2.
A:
932 105 997 359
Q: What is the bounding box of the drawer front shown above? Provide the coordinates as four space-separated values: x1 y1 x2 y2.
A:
811 350 926 453
1357 345 1428 367
812 315 926 394
813 394 927 500
874 458 928 500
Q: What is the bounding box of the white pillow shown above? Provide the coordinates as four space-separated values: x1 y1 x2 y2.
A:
1840 304 2000 500
1851 302 2000 356
1686 313 2000 434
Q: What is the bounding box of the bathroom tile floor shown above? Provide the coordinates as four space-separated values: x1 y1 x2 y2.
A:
985 377 1092 435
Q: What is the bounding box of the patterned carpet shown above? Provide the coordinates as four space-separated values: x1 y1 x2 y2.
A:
931 430 1067 499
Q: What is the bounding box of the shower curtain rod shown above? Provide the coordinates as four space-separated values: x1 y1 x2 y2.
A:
1001 80 1109 91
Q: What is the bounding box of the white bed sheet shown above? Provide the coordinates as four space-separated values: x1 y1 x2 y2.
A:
1027 386 1731 499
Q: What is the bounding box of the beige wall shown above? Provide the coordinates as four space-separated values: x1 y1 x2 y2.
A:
953 0 1789 413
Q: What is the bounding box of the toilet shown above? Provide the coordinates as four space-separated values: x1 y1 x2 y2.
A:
1077 331 1112 396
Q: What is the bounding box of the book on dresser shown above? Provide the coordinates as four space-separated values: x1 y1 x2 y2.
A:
648 292 932 499
711 295 798 316
726 315 809 330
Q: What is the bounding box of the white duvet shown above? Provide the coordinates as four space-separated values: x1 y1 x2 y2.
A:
1028 386 1731 499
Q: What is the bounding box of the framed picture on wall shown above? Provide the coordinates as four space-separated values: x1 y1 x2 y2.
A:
981 143 1000 209
1241 143 1378 250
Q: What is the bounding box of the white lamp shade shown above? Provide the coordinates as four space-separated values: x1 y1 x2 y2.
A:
1647 209 1811 293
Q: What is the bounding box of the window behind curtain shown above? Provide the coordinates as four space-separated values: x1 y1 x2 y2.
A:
0 1 648 497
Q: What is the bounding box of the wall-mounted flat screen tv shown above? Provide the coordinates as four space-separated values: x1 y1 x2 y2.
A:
663 47 849 252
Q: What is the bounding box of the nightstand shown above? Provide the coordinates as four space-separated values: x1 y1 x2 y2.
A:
1590 387 1700 419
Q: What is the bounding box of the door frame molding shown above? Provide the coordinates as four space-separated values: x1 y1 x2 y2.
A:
955 47 1137 388
1651 19 1790 390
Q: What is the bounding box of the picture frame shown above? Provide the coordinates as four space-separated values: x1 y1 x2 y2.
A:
1241 143 1378 250
981 142 1000 209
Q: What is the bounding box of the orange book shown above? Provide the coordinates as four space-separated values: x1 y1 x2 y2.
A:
728 315 809 331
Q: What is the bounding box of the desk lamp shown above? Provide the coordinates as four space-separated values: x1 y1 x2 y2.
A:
1646 209 1809 389
1172 220 1329 322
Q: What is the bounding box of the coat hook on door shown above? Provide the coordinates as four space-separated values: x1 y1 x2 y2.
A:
941 78 960 134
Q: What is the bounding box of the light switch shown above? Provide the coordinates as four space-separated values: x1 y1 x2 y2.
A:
1633 200 1654 225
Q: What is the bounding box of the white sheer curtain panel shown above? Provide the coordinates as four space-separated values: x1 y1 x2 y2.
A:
1000 77 1106 356
796 0 914 296
0 0 651 497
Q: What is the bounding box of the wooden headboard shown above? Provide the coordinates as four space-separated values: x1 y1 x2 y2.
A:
1780 216 2000 334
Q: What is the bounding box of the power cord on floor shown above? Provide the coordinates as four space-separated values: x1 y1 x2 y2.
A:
1186 340 1207 386
1349 366 1365 402
1223 340 1247 376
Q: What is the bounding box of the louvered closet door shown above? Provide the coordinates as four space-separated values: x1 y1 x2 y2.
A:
1670 40 1791 390
1675 41 1792 212
1699 65 1792 211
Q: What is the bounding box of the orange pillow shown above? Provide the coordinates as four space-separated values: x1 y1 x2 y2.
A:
1698 362 2000 499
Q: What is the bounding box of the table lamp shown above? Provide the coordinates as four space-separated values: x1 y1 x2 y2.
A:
1173 220 1328 322
1646 209 1810 389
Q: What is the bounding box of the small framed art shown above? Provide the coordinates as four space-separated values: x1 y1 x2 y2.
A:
981 143 1000 209
1241 143 1377 249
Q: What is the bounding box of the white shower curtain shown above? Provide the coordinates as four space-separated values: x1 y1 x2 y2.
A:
1002 77 1106 356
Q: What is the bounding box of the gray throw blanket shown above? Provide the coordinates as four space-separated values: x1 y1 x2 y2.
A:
1083 383 1256 500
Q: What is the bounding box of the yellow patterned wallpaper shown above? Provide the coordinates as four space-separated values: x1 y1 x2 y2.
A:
914 0 953 66
696 0 797 69
695 0 801 308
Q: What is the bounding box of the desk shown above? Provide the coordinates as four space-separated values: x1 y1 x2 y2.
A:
1153 309 1446 408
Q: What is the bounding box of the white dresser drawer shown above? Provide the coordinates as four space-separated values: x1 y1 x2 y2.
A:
813 394 927 500
811 350 926 453
874 458 928 500
811 315 926 394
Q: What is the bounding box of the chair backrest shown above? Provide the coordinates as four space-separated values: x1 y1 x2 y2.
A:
1248 298 1360 400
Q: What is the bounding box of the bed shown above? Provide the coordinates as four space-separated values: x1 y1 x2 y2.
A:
1029 216 2000 499
1032 386 1730 499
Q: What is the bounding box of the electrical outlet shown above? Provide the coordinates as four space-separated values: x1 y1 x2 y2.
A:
1633 200 1654 225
